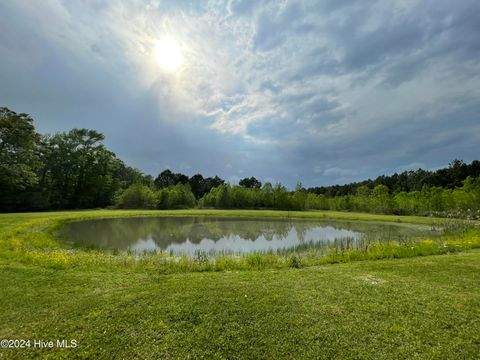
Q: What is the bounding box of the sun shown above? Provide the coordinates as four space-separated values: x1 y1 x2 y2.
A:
154 37 183 72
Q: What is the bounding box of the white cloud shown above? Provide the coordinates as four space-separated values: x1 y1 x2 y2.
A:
1 0 479 187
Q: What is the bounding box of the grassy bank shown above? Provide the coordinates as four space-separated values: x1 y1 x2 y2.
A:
1 210 479 358
1 251 479 359
0 209 479 272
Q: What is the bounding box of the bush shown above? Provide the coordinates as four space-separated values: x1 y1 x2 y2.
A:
115 183 156 209
157 184 196 209
288 254 302 268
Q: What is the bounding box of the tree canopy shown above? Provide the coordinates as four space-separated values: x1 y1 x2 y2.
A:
239 176 262 189
1 106 479 220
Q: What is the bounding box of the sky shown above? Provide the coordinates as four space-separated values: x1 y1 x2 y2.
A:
1 0 479 188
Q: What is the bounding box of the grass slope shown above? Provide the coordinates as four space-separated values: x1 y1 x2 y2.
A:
1 252 479 359
0 210 479 358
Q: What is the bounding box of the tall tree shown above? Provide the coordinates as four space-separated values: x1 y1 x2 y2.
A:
0 108 40 190
0 108 42 210
154 169 176 189
189 174 205 199
239 176 262 189
44 128 118 208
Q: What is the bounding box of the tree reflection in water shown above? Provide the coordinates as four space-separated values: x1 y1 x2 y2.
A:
60 216 436 255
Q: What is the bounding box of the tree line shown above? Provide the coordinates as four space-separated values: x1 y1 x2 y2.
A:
197 180 480 219
1 107 479 219
0 107 227 211
307 159 480 196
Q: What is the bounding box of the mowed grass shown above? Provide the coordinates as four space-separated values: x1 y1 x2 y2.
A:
0 210 479 358
0 208 453 229
0 252 479 359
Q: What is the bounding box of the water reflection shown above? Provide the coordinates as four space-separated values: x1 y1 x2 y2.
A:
59 216 435 255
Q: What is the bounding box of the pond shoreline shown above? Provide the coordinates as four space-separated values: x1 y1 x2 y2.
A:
1 209 479 273
58 215 439 256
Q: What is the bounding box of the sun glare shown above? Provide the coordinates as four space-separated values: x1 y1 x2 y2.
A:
154 37 183 72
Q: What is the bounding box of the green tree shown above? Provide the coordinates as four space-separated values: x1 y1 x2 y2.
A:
292 183 306 210
0 108 42 210
44 128 118 208
0 108 40 190
273 183 290 209
215 184 230 208
155 170 191 189
372 184 391 213
239 176 262 189
115 183 156 209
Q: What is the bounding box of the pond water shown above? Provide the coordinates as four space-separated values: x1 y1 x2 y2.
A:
59 216 438 256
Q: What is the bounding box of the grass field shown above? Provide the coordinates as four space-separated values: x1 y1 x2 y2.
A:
1 210 479 358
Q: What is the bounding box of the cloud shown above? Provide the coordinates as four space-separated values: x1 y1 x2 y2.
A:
321 167 358 178
1 0 479 188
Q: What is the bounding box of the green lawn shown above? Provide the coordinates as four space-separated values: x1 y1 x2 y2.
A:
1 252 479 359
1 210 479 359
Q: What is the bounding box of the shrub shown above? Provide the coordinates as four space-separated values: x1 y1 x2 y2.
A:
288 254 302 268
115 183 156 209
156 184 196 209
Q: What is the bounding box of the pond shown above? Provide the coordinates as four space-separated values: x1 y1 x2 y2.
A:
59 216 440 256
